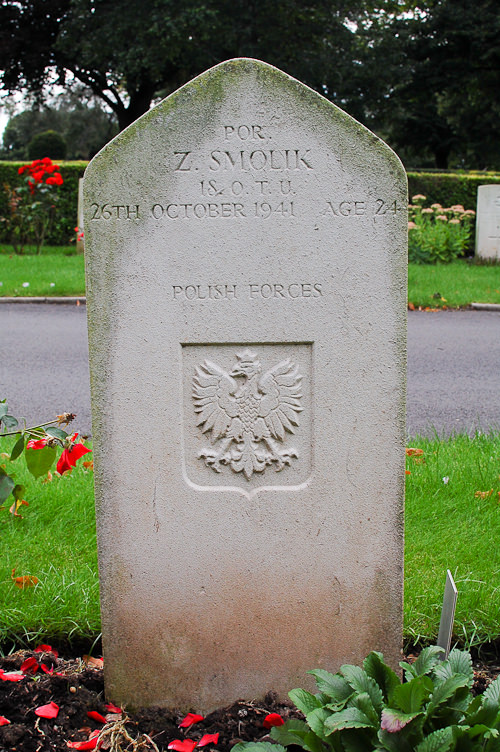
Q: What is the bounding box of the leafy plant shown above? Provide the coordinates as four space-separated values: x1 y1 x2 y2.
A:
233 647 500 752
408 195 475 264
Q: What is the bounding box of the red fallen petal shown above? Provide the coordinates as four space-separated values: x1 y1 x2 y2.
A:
41 663 54 675
21 656 40 673
35 701 59 719
87 711 107 724
168 740 197 752
179 713 204 728
0 716 11 726
197 733 219 747
104 703 122 714
66 733 100 750
263 713 284 729
35 644 58 658
0 669 24 682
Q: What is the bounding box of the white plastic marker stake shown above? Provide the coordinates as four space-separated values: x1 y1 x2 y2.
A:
437 569 458 659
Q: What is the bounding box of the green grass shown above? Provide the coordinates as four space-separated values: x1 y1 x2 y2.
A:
408 259 500 308
1 432 500 651
0 248 85 297
1 246 500 305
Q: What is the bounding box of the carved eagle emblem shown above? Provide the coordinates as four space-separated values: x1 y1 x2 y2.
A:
192 349 303 479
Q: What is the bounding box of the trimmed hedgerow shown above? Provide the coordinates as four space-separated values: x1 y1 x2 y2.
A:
1 161 500 246
0 161 86 245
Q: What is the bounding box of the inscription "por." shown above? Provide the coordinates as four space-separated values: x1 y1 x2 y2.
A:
193 350 302 480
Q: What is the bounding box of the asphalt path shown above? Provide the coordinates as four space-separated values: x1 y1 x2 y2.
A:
0 304 499 437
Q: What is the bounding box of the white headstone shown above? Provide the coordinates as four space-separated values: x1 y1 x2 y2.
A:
437 569 458 659
76 178 84 253
84 58 407 712
476 184 500 260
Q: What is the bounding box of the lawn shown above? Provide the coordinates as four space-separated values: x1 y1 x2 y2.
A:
1 432 499 652
1 246 500 306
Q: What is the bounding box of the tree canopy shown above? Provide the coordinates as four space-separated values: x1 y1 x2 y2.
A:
1 0 499 168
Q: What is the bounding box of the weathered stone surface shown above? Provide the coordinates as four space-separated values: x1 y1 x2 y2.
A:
476 185 500 260
84 58 407 712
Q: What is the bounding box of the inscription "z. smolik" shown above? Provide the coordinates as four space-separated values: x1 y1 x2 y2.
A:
174 149 313 172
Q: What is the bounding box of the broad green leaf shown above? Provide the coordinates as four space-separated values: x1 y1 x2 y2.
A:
25 445 57 479
339 729 375 752
289 688 323 715
426 675 470 716
1 414 18 429
0 472 15 502
392 676 432 713
340 665 384 713
233 744 286 752
414 727 454 752
305 708 331 742
352 691 379 726
324 707 374 734
10 436 25 461
484 677 500 707
271 720 324 752
363 652 401 702
378 728 413 752
45 426 68 441
434 650 474 687
465 724 499 740
308 669 353 702
408 647 445 679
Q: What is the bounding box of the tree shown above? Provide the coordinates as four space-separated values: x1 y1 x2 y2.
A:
28 129 67 159
369 0 500 169
1 88 118 160
0 0 387 131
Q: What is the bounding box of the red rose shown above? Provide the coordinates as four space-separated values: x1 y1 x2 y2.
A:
56 439 91 474
27 438 49 450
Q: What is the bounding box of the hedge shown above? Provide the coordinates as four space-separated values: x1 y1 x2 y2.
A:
1 161 500 245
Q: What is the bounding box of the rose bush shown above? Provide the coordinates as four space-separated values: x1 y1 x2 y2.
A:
0 158 64 253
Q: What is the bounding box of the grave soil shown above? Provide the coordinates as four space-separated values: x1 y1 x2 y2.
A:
1 649 499 752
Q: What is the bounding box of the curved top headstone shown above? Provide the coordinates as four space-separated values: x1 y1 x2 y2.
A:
84 58 407 712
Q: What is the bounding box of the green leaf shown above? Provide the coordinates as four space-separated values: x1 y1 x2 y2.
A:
12 484 25 501
0 472 15 502
25 445 57 478
363 652 401 702
0 402 8 419
305 708 331 742
484 677 500 707
434 650 474 687
414 727 454 752
402 647 445 681
426 675 470 717
289 689 323 715
232 744 286 752
340 665 384 713
391 677 432 714
352 692 379 726
324 707 375 734
1 414 19 429
45 426 68 441
308 669 353 702
381 707 422 732
270 720 324 752
10 435 25 461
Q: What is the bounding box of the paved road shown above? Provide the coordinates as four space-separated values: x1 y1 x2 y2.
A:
1 304 498 437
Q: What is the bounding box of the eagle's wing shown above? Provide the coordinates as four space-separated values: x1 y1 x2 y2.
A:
257 358 303 440
192 360 239 441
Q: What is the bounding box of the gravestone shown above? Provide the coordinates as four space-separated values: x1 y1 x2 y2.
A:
476 185 500 260
84 58 407 712
76 178 84 253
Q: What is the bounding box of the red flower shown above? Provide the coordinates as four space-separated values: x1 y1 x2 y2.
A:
0 669 24 682
18 166 27 175
21 656 39 674
27 438 49 449
0 716 10 726
46 172 63 186
263 713 284 729
104 702 122 714
35 643 58 657
35 701 59 719
56 436 91 474
179 713 204 728
67 730 101 749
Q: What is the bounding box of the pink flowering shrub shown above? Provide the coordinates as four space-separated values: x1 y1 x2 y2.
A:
408 195 475 263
